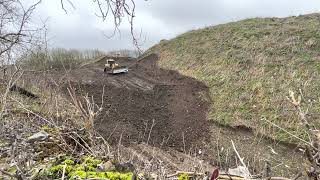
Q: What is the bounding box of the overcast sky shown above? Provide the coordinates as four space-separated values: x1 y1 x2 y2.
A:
30 0 320 51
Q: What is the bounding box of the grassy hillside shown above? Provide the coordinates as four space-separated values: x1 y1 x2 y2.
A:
146 14 320 143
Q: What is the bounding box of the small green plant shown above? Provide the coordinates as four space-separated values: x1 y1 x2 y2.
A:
178 173 189 180
45 156 134 180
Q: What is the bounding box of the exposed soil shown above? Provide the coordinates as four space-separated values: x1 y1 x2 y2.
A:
204 122 305 177
47 54 211 151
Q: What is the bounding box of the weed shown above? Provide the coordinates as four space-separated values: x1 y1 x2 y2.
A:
178 173 190 180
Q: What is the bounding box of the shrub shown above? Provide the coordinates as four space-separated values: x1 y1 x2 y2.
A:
18 48 105 70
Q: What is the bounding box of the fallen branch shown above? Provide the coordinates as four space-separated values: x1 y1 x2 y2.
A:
231 140 252 178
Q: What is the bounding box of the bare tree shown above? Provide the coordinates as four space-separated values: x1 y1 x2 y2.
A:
0 0 45 119
0 0 143 64
0 0 45 65
61 0 143 52
0 0 142 114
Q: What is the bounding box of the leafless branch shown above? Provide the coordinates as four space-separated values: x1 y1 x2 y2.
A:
0 0 43 64
60 0 144 52
60 0 75 14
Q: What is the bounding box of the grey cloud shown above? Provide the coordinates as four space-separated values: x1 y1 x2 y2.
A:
136 1 223 28
50 28 137 51
32 0 320 51
137 0 320 28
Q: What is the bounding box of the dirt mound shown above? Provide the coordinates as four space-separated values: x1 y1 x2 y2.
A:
55 54 211 150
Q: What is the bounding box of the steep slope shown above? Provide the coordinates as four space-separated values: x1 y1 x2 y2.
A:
146 13 320 143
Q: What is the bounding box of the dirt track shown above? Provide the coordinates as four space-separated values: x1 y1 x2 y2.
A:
61 54 211 150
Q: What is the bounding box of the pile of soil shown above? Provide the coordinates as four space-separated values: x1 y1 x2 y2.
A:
62 54 211 150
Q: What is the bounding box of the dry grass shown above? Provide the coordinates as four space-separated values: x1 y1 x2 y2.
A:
17 48 105 71
146 14 320 144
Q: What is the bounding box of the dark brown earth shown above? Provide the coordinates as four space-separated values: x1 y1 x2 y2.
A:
46 54 211 151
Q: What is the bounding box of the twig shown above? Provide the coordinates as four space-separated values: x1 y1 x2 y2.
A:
107 123 119 141
61 164 67 180
231 140 252 178
66 133 95 156
293 172 303 180
261 117 314 148
146 119 155 145
182 132 186 153
117 131 124 162
73 132 96 156
94 133 111 156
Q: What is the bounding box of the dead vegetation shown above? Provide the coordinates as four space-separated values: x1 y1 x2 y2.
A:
18 48 106 71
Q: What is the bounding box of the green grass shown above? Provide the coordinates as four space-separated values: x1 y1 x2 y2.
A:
146 14 320 143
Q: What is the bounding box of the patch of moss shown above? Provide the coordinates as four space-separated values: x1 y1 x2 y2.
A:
74 164 85 171
69 171 133 180
45 156 133 179
106 172 133 180
63 159 75 165
69 170 87 179
82 156 102 171
178 173 189 180
83 156 102 165
8 167 17 174
50 164 73 175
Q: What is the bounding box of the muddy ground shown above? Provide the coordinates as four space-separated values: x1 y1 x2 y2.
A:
21 54 306 177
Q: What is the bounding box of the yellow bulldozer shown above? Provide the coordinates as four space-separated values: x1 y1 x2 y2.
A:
104 59 128 74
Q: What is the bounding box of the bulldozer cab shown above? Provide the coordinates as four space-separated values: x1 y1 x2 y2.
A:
106 59 116 68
